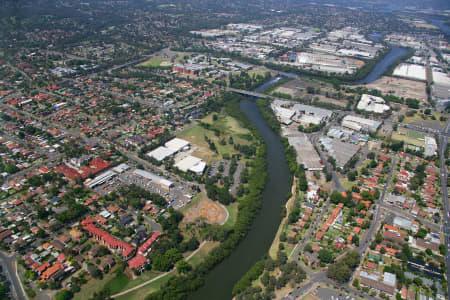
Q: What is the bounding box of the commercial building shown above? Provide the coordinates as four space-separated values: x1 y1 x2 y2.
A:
357 94 390 113
165 138 190 153
174 155 207 175
281 128 322 170
424 136 437 157
85 170 117 188
133 169 174 189
147 146 175 161
341 115 382 132
147 138 190 161
172 64 204 75
393 64 427 81
319 137 360 169
360 271 396 295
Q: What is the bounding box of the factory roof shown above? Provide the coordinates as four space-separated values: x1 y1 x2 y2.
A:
147 146 176 161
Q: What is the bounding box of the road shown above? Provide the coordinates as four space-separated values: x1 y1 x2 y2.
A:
0 251 27 300
379 202 441 232
291 197 332 271
128 209 162 232
439 122 450 299
356 158 396 254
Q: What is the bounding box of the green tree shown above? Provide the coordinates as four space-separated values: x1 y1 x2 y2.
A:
175 260 191 274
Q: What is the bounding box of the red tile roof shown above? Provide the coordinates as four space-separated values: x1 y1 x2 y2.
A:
138 232 161 255
128 254 147 269
83 223 134 258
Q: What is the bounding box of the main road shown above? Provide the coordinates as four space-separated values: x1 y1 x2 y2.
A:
439 119 450 298
0 251 27 300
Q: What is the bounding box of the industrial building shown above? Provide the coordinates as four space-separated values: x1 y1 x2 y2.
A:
85 170 117 188
357 94 390 113
393 63 427 81
271 100 332 126
341 115 382 132
133 169 174 190
147 138 190 161
174 155 207 175
424 136 437 157
282 128 323 170
319 137 360 169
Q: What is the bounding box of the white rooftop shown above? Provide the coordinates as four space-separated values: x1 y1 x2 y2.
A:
147 146 176 161
174 155 206 175
357 94 390 113
164 138 190 152
383 272 396 286
134 169 174 188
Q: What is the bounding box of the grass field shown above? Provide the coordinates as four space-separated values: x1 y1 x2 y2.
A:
103 273 130 295
73 267 119 300
339 178 354 190
177 113 251 163
115 273 174 300
138 57 170 68
223 202 238 227
391 129 425 147
120 270 163 291
187 241 219 266
403 111 447 125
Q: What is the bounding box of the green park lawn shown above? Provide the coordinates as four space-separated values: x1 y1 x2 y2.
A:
178 113 252 163
115 273 174 300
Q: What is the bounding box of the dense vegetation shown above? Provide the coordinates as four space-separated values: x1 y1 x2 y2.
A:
146 96 269 300
327 251 360 283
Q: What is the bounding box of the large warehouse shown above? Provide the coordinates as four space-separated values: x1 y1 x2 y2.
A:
147 138 191 161
341 115 382 133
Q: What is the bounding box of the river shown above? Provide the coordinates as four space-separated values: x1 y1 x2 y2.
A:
188 31 410 299
188 79 291 300
356 34 408 85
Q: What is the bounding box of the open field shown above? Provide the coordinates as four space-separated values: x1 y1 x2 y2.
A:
401 110 446 128
223 202 238 227
119 270 163 291
177 113 252 163
391 128 425 147
73 266 119 300
187 241 220 266
115 273 174 300
138 57 171 68
104 273 130 295
271 78 351 106
361 76 427 102
182 194 228 225
339 178 355 190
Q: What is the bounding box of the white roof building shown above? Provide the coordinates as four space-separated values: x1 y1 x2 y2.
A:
85 170 117 188
174 155 207 175
424 136 437 157
357 94 390 113
342 115 382 132
298 114 322 125
147 146 176 161
383 272 396 287
393 216 412 230
164 138 190 152
133 169 174 189
113 163 130 173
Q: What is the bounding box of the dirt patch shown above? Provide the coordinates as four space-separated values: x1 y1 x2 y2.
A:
183 193 227 225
